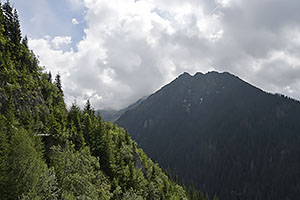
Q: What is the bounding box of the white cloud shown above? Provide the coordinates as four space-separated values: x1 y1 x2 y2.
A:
52 36 72 49
28 0 300 109
29 37 74 76
216 0 231 7
72 18 79 25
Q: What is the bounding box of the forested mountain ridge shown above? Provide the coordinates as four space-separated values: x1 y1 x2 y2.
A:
117 71 300 200
0 2 216 199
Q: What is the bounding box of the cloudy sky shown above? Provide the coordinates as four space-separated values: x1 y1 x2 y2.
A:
11 0 300 109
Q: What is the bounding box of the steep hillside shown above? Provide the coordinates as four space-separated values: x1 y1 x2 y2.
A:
117 71 300 200
0 2 205 199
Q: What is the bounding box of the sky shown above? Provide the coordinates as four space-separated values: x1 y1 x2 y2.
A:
10 0 300 109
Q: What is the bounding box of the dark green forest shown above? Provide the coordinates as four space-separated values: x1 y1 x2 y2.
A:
0 2 219 199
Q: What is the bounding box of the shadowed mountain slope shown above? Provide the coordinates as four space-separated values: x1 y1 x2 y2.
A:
117 71 300 200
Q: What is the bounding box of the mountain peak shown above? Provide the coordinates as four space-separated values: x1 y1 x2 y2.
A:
193 72 204 77
178 71 236 81
178 72 192 78
205 71 234 77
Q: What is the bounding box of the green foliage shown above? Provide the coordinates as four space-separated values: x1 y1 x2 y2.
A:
54 73 63 94
21 167 59 200
67 102 85 149
6 129 42 198
0 117 9 197
2 129 58 200
84 117 190 199
51 145 111 200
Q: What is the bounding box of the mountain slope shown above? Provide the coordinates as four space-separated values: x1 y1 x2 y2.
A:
117 71 300 200
0 3 194 199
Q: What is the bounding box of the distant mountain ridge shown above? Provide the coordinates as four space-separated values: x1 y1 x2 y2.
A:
98 96 147 122
117 71 300 200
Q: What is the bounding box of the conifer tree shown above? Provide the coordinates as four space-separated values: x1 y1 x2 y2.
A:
67 102 85 149
2 1 14 39
22 35 28 48
82 112 92 146
84 99 92 114
0 2 4 35
48 71 52 82
12 8 21 44
91 115 105 156
55 73 63 94
1 1 21 44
